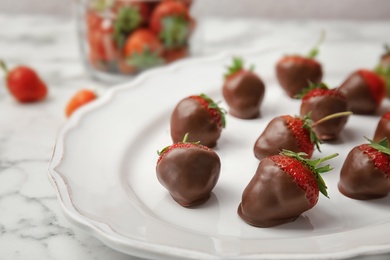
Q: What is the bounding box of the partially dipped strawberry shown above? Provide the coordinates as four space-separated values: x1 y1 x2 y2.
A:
338 69 386 114
338 138 390 200
0 60 47 103
170 93 226 148
156 133 221 207
253 114 320 160
299 82 351 141
222 57 265 119
374 111 390 142
238 150 337 227
276 33 324 98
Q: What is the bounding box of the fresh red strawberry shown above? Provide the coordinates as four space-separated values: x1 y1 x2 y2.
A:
238 150 337 227
156 133 221 207
374 111 390 142
338 138 390 200
112 2 151 49
298 82 351 141
253 114 320 160
222 57 265 119
65 89 97 117
170 93 226 148
150 1 193 49
123 29 164 71
0 61 47 103
163 0 193 8
338 69 386 114
275 33 324 98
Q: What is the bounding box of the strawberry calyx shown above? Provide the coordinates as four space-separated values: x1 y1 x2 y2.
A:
157 133 208 164
126 47 164 70
113 6 142 49
295 81 329 99
160 15 190 49
91 0 113 12
280 149 338 198
301 113 322 152
224 57 254 79
307 31 325 59
190 93 227 128
359 137 390 178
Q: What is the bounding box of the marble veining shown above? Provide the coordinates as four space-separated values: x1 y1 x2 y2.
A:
0 13 390 260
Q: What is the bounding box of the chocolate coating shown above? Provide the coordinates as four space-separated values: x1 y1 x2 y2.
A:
238 158 311 227
156 147 221 207
338 71 377 114
338 146 390 200
223 71 265 119
170 98 222 148
300 94 349 141
276 56 323 98
374 116 390 142
253 117 301 160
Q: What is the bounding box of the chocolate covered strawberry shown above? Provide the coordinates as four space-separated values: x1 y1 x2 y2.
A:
374 111 390 142
238 150 337 227
253 114 321 160
338 69 386 114
276 33 324 98
222 57 265 119
170 93 226 148
298 82 351 140
156 133 221 207
338 138 390 200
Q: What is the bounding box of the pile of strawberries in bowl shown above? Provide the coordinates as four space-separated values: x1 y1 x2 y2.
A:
82 0 194 76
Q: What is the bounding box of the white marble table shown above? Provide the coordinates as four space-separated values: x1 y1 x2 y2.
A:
1 14 390 259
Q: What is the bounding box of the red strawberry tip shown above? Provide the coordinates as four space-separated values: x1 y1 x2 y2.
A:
224 57 254 79
280 149 338 198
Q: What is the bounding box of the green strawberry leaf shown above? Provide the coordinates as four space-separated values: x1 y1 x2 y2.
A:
126 47 164 70
301 113 322 152
200 93 227 128
294 81 329 99
113 6 142 49
365 137 390 155
280 149 338 198
307 31 326 59
160 16 190 49
224 57 255 78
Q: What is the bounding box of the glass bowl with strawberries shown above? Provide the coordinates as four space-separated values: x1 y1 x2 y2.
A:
76 0 195 82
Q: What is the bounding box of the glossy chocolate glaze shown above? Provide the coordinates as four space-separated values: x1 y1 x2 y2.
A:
374 116 390 142
276 56 322 98
223 71 265 119
238 158 311 227
253 117 301 160
338 71 377 114
338 146 390 200
170 97 222 148
156 146 221 207
300 94 349 141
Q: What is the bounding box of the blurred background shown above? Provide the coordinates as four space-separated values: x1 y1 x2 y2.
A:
1 0 390 19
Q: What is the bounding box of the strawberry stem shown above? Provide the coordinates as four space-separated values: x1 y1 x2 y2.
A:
0 60 8 75
224 57 255 78
311 111 353 128
182 132 189 143
307 31 326 59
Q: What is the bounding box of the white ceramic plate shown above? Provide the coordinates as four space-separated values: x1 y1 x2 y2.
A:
48 44 390 260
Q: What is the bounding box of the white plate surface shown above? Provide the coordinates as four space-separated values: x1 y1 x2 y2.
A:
48 44 390 260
